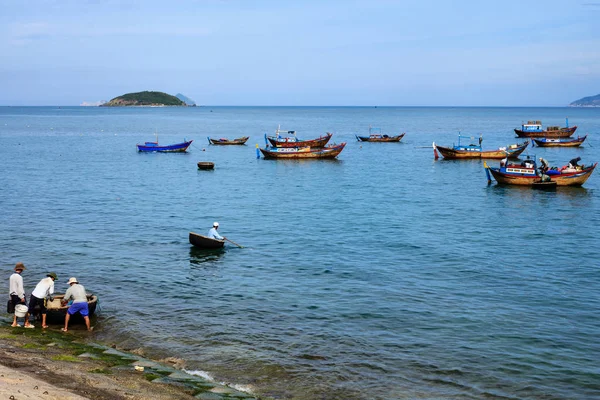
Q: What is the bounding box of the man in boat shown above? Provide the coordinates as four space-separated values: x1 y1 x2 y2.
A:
24 272 57 329
539 157 549 174
61 277 92 332
9 262 27 327
208 222 225 240
569 156 581 169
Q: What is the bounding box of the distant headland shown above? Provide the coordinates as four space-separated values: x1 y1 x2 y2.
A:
569 93 600 107
100 91 196 107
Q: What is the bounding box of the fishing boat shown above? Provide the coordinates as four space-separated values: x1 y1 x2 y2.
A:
43 294 98 324
189 231 225 249
260 143 346 159
532 135 587 147
434 134 529 159
207 136 250 145
356 127 405 142
136 138 193 152
265 125 333 148
484 157 597 186
514 119 577 138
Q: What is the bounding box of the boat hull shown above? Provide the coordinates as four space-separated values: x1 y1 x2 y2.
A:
43 294 98 324
487 163 597 186
356 133 405 142
260 143 346 159
189 232 225 249
267 133 332 148
208 136 249 145
514 126 576 138
137 140 193 152
436 142 528 159
532 136 586 147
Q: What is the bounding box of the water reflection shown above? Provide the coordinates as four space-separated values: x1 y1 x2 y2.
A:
487 184 591 200
189 246 225 266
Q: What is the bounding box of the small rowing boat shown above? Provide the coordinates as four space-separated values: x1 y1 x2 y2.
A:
207 136 249 145
197 162 215 170
189 232 225 249
44 294 98 324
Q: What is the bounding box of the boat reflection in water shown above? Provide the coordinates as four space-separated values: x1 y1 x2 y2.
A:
189 246 225 267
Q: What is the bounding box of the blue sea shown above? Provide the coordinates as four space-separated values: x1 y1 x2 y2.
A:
1 106 599 399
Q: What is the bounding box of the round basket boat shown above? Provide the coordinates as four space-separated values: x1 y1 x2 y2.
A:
42 294 98 324
197 162 215 170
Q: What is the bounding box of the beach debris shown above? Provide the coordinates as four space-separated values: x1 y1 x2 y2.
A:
134 365 144 372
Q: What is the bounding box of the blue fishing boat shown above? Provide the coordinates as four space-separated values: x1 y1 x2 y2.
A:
532 135 587 147
136 138 193 152
514 118 576 138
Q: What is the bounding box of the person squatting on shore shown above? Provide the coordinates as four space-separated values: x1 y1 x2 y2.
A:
61 277 92 332
9 262 27 327
24 272 57 329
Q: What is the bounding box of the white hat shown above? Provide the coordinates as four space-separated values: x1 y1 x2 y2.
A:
68 277 78 284
213 222 219 227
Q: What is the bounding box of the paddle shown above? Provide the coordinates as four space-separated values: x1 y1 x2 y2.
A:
224 237 244 248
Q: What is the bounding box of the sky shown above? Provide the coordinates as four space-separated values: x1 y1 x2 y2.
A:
1 0 599 106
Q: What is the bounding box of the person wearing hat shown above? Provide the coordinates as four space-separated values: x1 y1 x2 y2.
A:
9 262 27 327
24 272 57 329
61 277 92 332
207 222 226 241
569 156 582 169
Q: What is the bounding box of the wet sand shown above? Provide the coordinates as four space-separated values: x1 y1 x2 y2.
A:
0 324 256 400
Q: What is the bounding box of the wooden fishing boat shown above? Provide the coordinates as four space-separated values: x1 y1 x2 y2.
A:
265 126 332 148
189 231 225 249
484 157 597 186
137 139 193 152
207 136 249 145
532 135 587 147
260 143 346 159
434 134 528 159
514 120 577 138
43 294 98 324
356 127 405 142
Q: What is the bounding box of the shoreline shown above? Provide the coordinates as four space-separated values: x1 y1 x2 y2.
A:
0 323 257 400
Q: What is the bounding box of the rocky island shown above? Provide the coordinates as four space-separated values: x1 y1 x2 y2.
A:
101 91 189 107
569 93 600 107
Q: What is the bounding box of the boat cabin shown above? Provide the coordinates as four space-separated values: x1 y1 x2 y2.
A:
368 126 386 139
270 146 311 153
274 125 297 142
454 134 482 152
505 156 538 174
520 121 543 132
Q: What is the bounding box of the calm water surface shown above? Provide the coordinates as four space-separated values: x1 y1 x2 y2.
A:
1 106 599 399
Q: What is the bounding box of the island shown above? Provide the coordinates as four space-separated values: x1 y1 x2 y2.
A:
569 93 600 107
101 91 187 107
